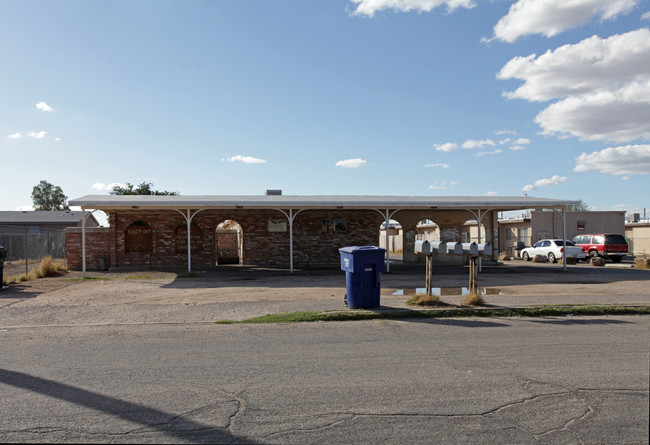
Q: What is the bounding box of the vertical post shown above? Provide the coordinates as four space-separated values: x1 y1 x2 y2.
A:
562 207 567 272
385 209 391 273
24 227 28 277
469 256 478 294
425 254 433 296
477 210 483 273
289 209 294 273
186 209 192 274
82 209 86 278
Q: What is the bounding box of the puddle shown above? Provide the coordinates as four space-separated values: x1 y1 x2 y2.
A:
391 287 501 296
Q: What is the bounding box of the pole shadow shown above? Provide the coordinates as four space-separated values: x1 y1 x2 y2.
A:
0 368 257 444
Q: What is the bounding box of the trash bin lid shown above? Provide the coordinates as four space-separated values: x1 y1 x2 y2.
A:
339 246 385 254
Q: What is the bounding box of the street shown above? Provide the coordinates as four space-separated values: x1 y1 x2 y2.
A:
1 315 648 443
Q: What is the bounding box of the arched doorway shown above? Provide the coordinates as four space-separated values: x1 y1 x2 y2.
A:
215 220 243 265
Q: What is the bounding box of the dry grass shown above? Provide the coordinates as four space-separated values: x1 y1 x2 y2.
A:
460 292 486 306
406 293 444 306
2 256 67 285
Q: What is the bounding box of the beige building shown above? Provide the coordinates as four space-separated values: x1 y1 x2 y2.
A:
498 211 626 254
625 220 650 255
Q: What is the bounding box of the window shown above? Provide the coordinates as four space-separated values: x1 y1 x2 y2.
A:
322 219 347 232
268 219 288 233
125 221 153 253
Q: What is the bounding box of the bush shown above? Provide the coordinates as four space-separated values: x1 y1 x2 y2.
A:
35 256 67 278
634 255 650 269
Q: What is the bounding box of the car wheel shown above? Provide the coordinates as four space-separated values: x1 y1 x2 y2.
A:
522 252 530 261
589 250 599 259
548 252 556 263
611 256 623 263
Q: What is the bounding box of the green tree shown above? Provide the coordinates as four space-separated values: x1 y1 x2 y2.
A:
110 182 179 196
31 180 70 211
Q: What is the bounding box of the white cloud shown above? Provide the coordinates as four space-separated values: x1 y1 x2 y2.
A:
8 132 21 139
433 142 458 152
486 191 498 196
574 144 650 175
225 155 267 164
509 145 528 151
36 101 54 112
92 182 127 192
462 139 496 149
498 29 650 102
491 0 639 43
522 175 567 192
27 131 47 139
428 180 458 190
54 137 61 142
15 205 34 211
336 158 367 168
641 11 650 20
535 81 650 142
495 129 518 135
349 0 476 17
498 29 650 142
475 149 502 157
424 162 450 168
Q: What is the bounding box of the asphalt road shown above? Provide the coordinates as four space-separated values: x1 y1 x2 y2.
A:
1 316 648 444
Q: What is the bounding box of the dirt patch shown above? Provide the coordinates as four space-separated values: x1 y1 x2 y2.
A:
1 262 649 326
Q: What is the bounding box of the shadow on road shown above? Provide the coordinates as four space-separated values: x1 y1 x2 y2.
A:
0 368 256 444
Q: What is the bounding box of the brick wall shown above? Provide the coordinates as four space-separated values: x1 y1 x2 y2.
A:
65 227 110 270
66 209 382 270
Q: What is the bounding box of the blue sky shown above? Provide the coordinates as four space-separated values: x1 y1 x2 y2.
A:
2 0 649 222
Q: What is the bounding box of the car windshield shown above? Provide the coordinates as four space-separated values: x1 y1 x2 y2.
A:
605 235 627 244
552 240 575 246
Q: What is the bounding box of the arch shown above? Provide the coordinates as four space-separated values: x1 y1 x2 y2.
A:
215 219 243 265
125 220 153 253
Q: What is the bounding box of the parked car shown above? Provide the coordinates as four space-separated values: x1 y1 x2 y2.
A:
571 234 628 262
521 239 586 263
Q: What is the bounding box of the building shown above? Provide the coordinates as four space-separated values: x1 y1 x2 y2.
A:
0 210 100 261
66 193 578 272
625 215 650 255
497 210 626 254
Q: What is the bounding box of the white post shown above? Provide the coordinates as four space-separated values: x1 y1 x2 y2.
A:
186 209 192 274
385 209 391 273
562 207 567 272
82 208 86 278
477 209 482 273
289 209 294 273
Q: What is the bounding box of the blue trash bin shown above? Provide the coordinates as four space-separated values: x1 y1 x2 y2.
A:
339 246 386 309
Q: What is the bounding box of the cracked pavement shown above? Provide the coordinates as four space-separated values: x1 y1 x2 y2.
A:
1 315 648 443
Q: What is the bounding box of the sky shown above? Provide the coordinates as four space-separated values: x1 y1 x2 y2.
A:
1 0 649 224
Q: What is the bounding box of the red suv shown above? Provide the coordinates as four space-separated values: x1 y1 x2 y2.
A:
571 234 628 263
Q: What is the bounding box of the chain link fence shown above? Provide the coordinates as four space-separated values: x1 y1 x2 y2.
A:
0 225 66 277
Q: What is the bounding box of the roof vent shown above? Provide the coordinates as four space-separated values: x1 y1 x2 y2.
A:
266 190 282 196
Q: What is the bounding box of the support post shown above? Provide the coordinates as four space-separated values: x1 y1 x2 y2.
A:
425 254 433 296
385 209 391 273
562 207 567 272
82 209 86 278
186 209 192 273
469 256 478 294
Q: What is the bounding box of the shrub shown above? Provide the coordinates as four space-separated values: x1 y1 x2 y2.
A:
634 255 650 270
406 293 443 306
460 292 486 306
35 256 67 278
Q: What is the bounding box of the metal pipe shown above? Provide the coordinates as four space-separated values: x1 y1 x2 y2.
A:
82 209 86 278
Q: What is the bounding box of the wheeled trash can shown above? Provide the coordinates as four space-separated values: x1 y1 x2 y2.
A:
339 246 386 309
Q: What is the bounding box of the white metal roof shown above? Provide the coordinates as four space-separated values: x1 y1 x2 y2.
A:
69 194 578 211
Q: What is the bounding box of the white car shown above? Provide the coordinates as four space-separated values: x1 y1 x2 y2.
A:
521 239 586 263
